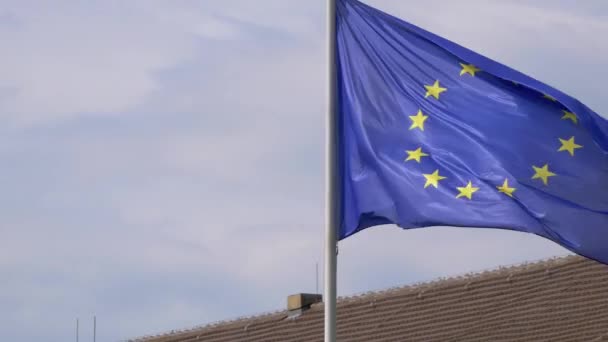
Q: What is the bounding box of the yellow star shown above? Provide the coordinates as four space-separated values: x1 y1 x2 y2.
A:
409 110 429 131
532 164 556 186
423 169 446 189
558 136 583 156
497 179 516 198
543 94 557 102
405 147 429 163
561 110 578 124
456 181 479 200
424 80 447 100
460 63 480 76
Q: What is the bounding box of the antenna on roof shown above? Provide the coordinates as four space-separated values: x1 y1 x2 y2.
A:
316 262 319 294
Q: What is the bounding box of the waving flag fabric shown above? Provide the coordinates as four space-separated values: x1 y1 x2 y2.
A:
336 0 608 263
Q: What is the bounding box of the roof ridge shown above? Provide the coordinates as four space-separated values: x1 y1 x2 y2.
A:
127 253 581 341
127 309 287 341
335 254 578 304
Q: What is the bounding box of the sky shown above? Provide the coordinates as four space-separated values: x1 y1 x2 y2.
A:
0 0 607 341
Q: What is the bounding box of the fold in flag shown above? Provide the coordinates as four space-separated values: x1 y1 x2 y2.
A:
337 0 608 263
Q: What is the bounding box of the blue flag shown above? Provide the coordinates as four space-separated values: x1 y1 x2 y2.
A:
337 0 608 263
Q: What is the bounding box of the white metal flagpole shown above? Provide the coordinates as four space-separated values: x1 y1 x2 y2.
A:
325 0 338 341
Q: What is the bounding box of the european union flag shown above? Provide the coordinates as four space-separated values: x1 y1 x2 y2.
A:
337 0 608 263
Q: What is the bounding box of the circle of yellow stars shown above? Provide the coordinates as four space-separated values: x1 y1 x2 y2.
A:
402 61 583 201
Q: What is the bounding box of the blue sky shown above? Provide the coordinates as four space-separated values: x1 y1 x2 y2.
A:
1 0 607 341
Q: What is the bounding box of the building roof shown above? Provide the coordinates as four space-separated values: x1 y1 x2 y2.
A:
131 255 608 341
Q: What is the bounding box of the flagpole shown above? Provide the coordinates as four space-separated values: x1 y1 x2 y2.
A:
325 0 338 341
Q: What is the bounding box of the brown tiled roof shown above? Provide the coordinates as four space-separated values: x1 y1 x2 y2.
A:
132 255 608 341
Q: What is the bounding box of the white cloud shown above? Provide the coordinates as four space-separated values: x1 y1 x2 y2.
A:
196 0 323 36
0 2 219 124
